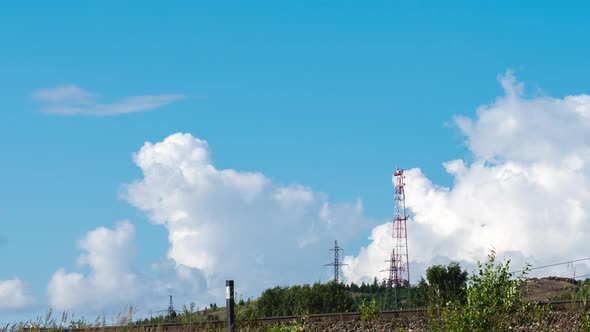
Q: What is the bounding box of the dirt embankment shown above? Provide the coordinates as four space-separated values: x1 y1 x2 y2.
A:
526 277 578 302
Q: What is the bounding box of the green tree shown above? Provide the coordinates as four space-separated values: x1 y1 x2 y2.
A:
370 277 379 293
426 262 468 305
408 277 430 308
258 286 286 317
320 281 354 313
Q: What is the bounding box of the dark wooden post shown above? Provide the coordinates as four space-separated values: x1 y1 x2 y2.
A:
226 280 235 332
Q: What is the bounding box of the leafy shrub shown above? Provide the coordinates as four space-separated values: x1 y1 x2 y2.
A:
577 279 590 305
180 302 197 324
576 312 590 332
430 250 539 332
266 318 307 332
359 298 380 321
236 296 260 329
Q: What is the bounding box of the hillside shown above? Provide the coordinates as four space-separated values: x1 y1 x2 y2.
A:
525 277 579 302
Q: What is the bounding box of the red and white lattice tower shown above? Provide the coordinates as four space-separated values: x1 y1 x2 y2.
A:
388 167 410 287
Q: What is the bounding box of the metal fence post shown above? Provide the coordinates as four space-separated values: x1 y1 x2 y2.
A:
226 280 235 332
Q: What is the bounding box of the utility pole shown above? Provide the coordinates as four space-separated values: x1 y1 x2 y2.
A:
325 240 348 282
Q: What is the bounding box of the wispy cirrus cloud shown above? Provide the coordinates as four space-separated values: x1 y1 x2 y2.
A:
32 85 186 116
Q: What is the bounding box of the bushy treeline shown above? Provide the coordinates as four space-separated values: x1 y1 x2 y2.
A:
255 252 589 331
354 262 468 310
257 281 353 317
256 262 469 317
256 279 397 317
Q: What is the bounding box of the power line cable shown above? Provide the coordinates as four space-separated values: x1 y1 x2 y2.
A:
510 257 590 274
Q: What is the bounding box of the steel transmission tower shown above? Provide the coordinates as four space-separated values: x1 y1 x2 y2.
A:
389 168 410 287
381 249 399 309
382 249 397 288
325 240 348 282
168 295 175 317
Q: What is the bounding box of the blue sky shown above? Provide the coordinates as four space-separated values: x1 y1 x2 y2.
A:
2 0 590 322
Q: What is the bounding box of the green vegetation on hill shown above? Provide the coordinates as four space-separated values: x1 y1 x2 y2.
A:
257 281 353 317
13 252 590 331
253 261 469 317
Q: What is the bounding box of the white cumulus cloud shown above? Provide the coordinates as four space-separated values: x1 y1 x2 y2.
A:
46 134 373 314
47 221 206 313
48 221 140 311
33 85 185 116
123 133 371 299
0 278 35 311
344 71 590 283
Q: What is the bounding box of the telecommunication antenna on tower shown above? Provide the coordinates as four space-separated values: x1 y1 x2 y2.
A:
386 168 410 288
393 168 410 286
325 240 348 282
